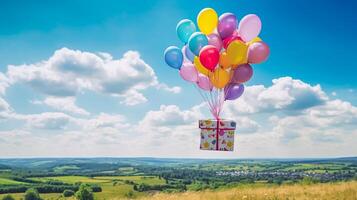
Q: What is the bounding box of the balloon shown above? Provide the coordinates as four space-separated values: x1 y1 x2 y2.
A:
223 34 243 49
194 56 210 76
246 37 262 46
218 13 238 39
182 45 195 62
226 40 248 65
179 62 199 82
231 64 253 83
197 73 213 91
209 68 230 89
207 33 223 50
164 46 183 69
225 83 244 100
238 14 262 42
188 32 209 55
176 19 197 43
197 8 218 35
199 45 219 71
219 51 231 69
248 41 270 64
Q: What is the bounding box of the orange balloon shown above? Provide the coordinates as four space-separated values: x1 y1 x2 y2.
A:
209 68 230 89
219 51 231 69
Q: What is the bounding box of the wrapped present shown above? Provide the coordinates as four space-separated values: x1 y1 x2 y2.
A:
199 119 236 151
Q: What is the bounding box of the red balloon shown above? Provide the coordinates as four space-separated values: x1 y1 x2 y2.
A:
223 35 243 49
199 45 219 71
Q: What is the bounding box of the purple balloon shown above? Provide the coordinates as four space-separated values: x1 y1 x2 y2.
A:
225 83 244 100
248 41 270 64
207 33 223 51
231 64 253 83
218 13 238 39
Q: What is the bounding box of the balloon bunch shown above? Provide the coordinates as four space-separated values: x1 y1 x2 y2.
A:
164 8 270 119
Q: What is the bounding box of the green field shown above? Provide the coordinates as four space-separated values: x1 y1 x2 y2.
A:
0 178 24 185
0 175 165 199
30 176 109 184
53 165 80 173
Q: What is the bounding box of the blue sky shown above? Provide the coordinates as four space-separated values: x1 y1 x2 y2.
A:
0 0 356 158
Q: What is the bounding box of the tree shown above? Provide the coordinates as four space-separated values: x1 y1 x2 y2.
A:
62 189 75 197
24 188 42 200
75 184 94 200
2 194 15 200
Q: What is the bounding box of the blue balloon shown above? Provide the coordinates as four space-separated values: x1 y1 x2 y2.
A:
183 45 195 62
176 19 196 43
188 32 209 56
164 46 183 69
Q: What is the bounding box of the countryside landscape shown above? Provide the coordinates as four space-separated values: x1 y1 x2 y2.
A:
0 157 356 199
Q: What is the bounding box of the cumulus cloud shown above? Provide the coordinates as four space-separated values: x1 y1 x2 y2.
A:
0 73 9 95
6 48 179 105
0 97 12 119
14 112 75 130
140 104 204 128
0 98 11 113
32 96 90 116
226 77 328 115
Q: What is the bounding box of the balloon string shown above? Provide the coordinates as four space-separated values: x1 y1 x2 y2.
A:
193 84 215 118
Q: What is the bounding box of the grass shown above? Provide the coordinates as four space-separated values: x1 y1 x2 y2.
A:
0 178 24 185
94 176 165 185
1 181 356 200
53 165 80 173
138 181 357 200
30 176 109 184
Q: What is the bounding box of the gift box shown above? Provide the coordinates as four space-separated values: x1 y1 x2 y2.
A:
199 119 236 151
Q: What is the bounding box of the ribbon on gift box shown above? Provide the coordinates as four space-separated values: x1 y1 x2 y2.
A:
200 119 235 150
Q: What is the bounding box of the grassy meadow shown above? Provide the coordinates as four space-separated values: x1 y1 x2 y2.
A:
0 158 356 200
0 175 165 200
141 181 357 200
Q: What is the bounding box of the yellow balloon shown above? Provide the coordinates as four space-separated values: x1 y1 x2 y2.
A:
194 56 210 76
247 37 262 46
226 40 248 66
197 8 218 35
219 51 232 69
209 68 230 89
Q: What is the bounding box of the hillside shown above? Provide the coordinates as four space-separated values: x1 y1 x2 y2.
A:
139 181 357 200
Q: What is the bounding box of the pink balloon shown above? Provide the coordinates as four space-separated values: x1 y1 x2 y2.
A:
248 41 270 64
197 73 213 91
238 14 262 42
231 64 253 83
207 33 223 51
179 62 198 82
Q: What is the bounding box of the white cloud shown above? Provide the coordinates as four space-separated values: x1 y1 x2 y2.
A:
156 83 182 94
1 75 357 158
6 48 179 105
119 90 148 106
140 104 203 128
32 96 90 116
0 97 11 113
17 112 75 130
0 73 9 95
226 77 328 115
